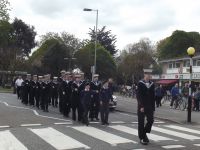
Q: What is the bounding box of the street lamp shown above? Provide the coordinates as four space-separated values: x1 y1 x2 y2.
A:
187 47 195 123
83 8 98 80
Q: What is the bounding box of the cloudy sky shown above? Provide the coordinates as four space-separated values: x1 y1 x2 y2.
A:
9 0 200 50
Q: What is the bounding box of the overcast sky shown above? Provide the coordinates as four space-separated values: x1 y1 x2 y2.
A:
9 0 200 50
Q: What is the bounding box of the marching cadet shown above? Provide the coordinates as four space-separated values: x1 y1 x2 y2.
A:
80 82 94 126
58 70 66 113
40 75 49 112
71 74 82 121
90 74 101 121
99 80 112 125
21 74 31 105
61 72 72 117
137 69 155 145
35 76 42 109
46 74 51 105
29 75 38 107
15 76 23 99
79 72 86 91
50 77 58 107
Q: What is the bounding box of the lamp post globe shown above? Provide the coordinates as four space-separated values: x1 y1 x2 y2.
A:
187 47 195 57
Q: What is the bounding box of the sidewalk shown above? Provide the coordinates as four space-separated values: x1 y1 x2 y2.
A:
116 95 200 125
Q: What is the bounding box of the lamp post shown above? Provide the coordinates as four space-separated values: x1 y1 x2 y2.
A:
187 47 195 123
83 8 98 79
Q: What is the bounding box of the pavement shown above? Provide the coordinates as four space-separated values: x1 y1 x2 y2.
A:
1 93 200 149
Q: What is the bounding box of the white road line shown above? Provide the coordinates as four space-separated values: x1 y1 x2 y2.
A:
72 126 136 146
165 125 200 135
54 122 72 125
0 101 70 122
162 145 185 149
152 126 200 140
29 127 90 149
118 112 137 117
20 124 42 127
0 126 10 128
110 125 175 142
194 144 200 146
89 122 100 124
132 149 146 150
0 130 28 150
131 121 165 124
111 121 125 124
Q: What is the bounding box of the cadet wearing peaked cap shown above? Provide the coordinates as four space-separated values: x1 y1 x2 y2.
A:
50 77 59 107
137 68 155 145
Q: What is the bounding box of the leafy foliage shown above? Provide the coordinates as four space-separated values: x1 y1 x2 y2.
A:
0 0 10 21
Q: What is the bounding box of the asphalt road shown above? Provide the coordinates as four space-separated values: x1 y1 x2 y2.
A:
0 93 200 150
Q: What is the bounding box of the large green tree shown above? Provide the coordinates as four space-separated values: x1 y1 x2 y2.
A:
0 0 10 21
75 42 116 79
89 26 118 56
157 30 200 60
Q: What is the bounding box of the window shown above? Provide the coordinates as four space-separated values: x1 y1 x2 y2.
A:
175 62 180 68
183 61 190 67
197 60 200 66
168 63 173 68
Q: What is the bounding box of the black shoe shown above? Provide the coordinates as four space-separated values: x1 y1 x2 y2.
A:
101 122 105 125
105 122 109 125
95 118 99 121
144 134 149 143
140 139 148 145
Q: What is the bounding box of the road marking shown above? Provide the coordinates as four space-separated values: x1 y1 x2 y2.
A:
29 127 90 149
152 126 200 140
72 126 136 146
194 144 200 146
0 101 70 122
165 125 200 135
132 121 165 124
0 126 10 128
54 122 72 125
162 145 185 149
110 125 175 141
20 124 42 127
111 121 125 124
89 122 100 124
0 130 28 150
118 112 137 117
132 149 146 150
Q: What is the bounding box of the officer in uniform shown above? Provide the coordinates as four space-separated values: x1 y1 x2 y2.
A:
71 74 82 121
29 75 37 106
90 74 101 121
21 74 31 105
137 69 155 145
58 70 66 113
61 72 72 117
40 75 49 112
35 76 42 109
50 77 58 107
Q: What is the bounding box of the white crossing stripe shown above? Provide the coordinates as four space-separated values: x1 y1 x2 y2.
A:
72 126 136 146
0 126 10 128
194 144 200 146
111 121 125 124
54 122 72 125
131 121 165 124
21 124 42 127
152 126 200 140
162 145 185 149
110 125 175 141
165 125 200 135
30 127 90 149
0 130 28 150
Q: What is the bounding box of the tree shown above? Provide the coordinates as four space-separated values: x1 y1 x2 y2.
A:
12 18 37 57
0 0 10 21
157 30 200 60
75 42 116 79
89 26 118 56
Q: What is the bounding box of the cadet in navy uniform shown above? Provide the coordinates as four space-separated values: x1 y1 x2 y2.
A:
50 77 58 107
80 82 94 126
21 74 31 105
29 75 37 106
90 74 101 121
35 76 42 109
99 80 112 125
40 76 49 112
58 70 66 113
62 72 72 117
137 69 155 145
71 74 82 121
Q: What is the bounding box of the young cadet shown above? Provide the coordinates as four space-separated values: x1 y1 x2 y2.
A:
35 76 42 109
80 82 94 126
137 69 155 145
29 75 37 106
21 74 31 105
99 80 112 125
50 77 59 107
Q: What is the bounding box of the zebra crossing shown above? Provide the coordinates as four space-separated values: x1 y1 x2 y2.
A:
0 124 200 150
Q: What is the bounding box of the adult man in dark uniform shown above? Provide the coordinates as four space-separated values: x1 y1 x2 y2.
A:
58 70 66 113
21 74 31 105
35 76 42 109
90 74 101 121
71 74 82 121
137 69 155 145
29 75 37 106
50 77 58 107
40 75 49 112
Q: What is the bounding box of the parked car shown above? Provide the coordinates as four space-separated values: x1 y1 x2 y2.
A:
109 95 117 111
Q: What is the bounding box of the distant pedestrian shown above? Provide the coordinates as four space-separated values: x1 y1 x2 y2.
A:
194 87 200 111
170 83 179 108
155 84 164 107
137 69 155 145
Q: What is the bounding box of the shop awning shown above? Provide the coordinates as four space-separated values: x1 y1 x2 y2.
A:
156 79 178 85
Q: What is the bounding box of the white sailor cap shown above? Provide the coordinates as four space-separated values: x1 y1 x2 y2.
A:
143 69 153 74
